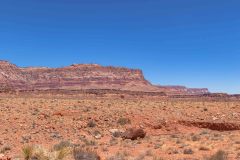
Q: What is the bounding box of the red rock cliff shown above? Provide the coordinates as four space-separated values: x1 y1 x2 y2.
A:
0 60 209 94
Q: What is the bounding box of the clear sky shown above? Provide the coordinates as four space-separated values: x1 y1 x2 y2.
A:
0 0 239 94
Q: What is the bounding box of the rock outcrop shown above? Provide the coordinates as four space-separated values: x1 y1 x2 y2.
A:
0 60 209 94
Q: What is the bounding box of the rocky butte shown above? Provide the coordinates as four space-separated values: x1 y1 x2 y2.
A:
0 60 209 95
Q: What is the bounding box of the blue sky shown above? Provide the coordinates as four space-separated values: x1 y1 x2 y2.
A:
0 0 239 93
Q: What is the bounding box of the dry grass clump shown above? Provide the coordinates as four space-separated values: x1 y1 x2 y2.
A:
53 141 72 151
73 148 100 160
206 150 227 160
22 146 33 160
106 152 128 160
22 145 70 160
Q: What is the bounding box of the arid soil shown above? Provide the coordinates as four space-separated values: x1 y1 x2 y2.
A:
0 91 239 160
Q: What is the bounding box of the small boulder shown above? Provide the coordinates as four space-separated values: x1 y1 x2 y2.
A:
121 128 146 140
0 154 4 159
0 154 11 160
94 134 102 139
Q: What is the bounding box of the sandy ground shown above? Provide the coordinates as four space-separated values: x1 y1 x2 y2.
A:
0 92 240 160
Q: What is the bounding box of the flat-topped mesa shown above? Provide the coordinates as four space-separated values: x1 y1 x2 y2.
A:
187 88 209 94
0 61 154 91
69 64 101 68
156 85 209 95
0 60 209 94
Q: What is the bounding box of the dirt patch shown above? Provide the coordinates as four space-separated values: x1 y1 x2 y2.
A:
179 120 240 131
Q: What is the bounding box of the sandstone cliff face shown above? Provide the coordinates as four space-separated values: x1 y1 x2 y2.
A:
0 61 155 91
0 60 209 94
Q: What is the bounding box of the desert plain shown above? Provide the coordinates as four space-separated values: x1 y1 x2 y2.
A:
0 90 239 160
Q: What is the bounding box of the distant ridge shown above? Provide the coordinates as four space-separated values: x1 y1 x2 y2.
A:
0 60 209 95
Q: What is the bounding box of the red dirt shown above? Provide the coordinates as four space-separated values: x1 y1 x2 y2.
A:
0 91 239 160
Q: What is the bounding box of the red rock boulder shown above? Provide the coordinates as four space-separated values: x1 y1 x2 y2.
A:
121 128 146 140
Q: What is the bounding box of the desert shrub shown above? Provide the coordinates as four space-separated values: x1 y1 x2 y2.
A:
117 117 131 126
22 146 33 160
86 140 97 146
191 135 200 141
112 131 122 138
79 136 97 146
0 145 11 154
237 153 240 159
145 150 153 156
73 148 100 160
135 154 145 160
199 130 209 135
55 148 70 160
153 157 164 160
106 152 127 160
22 145 70 160
207 150 227 160
87 120 96 128
183 148 194 154
93 130 101 136
53 140 72 151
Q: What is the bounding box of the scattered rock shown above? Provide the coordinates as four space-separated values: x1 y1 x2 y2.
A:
212 116 219 121
183 149 194 154
50 132 62 139
52 112 64 117
21 135 31 144
0 154 4 158
0 154 11 160
152 124 163 129
152 119 168 129
94 134 102 139
121 128 146 140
